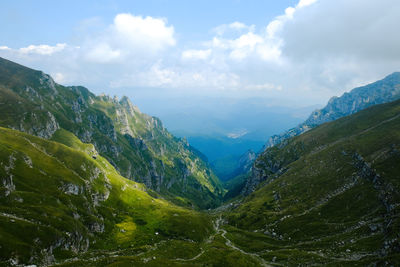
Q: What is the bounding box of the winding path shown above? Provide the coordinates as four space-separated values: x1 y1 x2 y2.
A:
175 216 271 266
216 217 271 267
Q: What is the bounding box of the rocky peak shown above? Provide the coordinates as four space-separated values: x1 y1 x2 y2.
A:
39 72 58 94
119 96 140 116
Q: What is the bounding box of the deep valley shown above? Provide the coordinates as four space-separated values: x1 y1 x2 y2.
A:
0 57 399 267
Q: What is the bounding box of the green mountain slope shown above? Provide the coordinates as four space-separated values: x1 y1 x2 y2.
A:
0 127 215 265
0 57 223 209
224 99 400 265
243 72 400 195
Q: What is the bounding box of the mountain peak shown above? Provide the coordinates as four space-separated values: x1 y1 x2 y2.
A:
119 95 140 115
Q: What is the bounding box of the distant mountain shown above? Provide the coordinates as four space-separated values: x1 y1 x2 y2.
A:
155 98 314 143
155 97 315 167
267 72 400 148
243 72 400 195
155 97 315 185
0 57 223 209
227 99 400 265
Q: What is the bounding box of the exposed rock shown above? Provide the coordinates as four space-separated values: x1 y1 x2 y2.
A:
89 221 105 233
119 96 140 116
1 154 16 196
39 72 57 94
27 111 59 139
24 154 33 168
241 151 286 196
352 152 400 255
60 183 82 195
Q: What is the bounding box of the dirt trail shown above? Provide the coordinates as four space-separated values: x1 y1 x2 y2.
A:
215 216 271 267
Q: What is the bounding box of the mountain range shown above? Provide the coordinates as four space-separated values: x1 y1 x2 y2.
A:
0 57 399 266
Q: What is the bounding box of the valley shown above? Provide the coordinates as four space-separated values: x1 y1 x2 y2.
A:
0 57 399 266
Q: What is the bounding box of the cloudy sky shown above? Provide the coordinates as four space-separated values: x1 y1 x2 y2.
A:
1 0 400 113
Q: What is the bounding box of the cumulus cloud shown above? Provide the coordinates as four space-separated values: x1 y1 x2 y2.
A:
19 43 66 55
198 0 317 65
82 13 176 63
112 13 176 51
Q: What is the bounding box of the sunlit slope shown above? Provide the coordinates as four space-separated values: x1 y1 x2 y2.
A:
226 99 400 265
0 56 223 209
0 127 212 265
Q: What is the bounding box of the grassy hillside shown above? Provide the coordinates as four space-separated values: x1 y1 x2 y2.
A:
225 99 400 265
0 57 223 209
0 127 216 265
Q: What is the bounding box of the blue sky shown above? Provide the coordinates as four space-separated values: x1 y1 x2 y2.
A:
1 0 400 117
1 0 296 47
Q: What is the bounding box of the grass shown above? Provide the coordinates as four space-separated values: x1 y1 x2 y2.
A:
225 99 400 265
0 127 213 265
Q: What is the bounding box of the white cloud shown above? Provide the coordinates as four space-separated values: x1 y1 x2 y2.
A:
19 43 66 55
113 13 175 51
82 13 176 63
213 22 252 36
0 46 10 50
229 32 264 60
230 22 248 30
297 0 318 8
182 49 211 60
110 61 241 90
85 43 121 63
202 0 318 64
208 31 281 63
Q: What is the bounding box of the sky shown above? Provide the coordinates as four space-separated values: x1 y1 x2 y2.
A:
1 0 400 116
